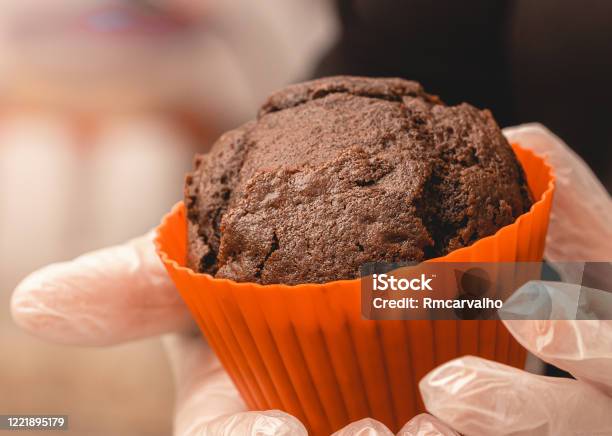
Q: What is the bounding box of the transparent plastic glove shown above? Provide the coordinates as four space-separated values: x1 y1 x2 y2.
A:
331 414 459 436
420 300 612 435
396 414 460 436
11 233 459 436
503 123 611 264
418 124 612 436
11 233 306 436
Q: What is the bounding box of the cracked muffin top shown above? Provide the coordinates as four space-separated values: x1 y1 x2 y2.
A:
185 76 532 285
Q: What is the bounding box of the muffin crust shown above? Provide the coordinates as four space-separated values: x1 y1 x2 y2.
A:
185 76 532 284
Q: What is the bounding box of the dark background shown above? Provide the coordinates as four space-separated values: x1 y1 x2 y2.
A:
315 0 612 190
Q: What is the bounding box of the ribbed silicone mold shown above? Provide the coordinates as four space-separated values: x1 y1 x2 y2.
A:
155 144 555 435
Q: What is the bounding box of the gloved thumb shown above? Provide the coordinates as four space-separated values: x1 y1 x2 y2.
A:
331 418 393 436
11 232 193 346
163 333 306 436
503 124 612 263
419 355 612 436
397 413 459 436
192 411 306 436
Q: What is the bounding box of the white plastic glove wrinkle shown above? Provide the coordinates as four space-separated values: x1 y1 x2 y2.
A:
330 415 460 436
396 414 459 436
331 418 394 436
504 319 612 396
503 124 612 264
421 355 612 436
11 232 193 346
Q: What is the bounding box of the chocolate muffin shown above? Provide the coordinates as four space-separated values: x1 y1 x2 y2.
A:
185 76 532 285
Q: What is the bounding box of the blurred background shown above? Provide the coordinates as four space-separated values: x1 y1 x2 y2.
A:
0 1 609 435
0 1 336 435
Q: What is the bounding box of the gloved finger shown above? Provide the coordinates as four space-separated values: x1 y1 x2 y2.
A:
420 356 612 436
164 333 307 436
331 418 393 436
169 331 389 436
397 413 459 436
11 232 193 346
504 317 612 395
500 281 612 321
195 411 307 436
503 124 612 263
163 333 247 434
165 333 306 435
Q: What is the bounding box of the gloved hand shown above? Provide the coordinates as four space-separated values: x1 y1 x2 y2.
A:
11 124 611 435
10 231 462 436
417 124 612 436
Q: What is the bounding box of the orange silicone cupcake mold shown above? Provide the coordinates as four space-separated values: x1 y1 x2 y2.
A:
155 143 555 435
